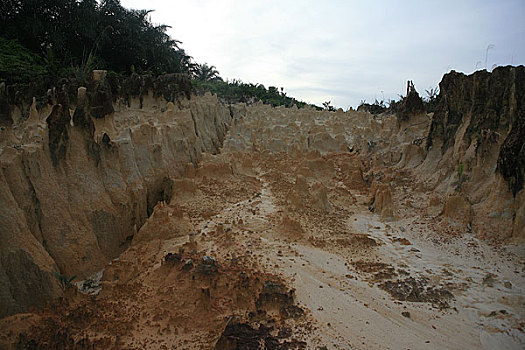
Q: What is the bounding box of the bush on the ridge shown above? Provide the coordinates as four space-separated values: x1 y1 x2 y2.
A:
0 38 47 83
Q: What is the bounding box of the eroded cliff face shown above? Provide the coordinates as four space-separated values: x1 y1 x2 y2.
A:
422 66 525 241
0 73 231 317
0 66 523 322
1 68 524 349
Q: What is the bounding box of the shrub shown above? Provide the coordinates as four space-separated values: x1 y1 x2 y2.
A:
0 38 47 83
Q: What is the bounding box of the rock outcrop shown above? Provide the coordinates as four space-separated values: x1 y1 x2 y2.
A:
0 73 231 317
423 66 525 240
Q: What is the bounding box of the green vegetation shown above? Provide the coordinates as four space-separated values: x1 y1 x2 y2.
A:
1 0 190 81
458 162 464 180
357 85 440 116
0 0 314 108
424 86 440 112
357 99 390 114
322 101 336 111
191 63 221 82
0 38 47 83
456 161 465 191
192 78 320 108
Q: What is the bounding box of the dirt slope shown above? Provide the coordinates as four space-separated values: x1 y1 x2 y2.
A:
0 73 231 317
0 68 524 349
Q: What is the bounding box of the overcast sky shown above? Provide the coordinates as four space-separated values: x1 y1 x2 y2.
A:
122 0 525 108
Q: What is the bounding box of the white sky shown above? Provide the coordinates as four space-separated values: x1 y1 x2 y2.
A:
121 0 525 108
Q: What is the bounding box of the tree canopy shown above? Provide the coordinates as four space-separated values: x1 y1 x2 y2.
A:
0 0 316 109
192 79 320 109
191 63 221 82
0 0 191 81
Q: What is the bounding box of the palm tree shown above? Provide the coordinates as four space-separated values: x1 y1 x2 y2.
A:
192 63 221 82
